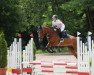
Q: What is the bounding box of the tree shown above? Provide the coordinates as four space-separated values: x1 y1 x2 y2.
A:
60 0 94 36
0 0 28 45
0 31 7 68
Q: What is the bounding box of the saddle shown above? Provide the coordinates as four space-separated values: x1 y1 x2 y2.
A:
56 29 69 38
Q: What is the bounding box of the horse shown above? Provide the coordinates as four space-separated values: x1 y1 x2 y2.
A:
37 26 77 58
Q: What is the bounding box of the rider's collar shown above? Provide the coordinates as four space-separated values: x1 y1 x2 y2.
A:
53 19 57 22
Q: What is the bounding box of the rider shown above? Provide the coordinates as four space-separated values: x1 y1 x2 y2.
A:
52 15 67 39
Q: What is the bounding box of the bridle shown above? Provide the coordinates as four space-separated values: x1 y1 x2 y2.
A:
37 26 44 42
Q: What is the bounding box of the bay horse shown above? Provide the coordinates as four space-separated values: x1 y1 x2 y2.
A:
37 26 77 58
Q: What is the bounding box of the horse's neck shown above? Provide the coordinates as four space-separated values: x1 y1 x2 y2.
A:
44 27 59 38
44 27 53 35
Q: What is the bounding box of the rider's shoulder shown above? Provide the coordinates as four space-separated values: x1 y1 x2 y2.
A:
56 19 62 22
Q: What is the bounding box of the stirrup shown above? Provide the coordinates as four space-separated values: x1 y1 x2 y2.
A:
60 38 64 42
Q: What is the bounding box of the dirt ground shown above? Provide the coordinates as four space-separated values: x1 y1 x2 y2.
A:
36 53 77 62
34 53 77 75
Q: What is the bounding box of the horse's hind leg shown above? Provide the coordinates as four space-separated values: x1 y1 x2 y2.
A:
68 46 77 58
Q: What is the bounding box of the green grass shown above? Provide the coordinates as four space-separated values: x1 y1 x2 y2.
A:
36 49 48 54
35 47 69 54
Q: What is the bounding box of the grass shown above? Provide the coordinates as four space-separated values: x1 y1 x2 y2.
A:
35 47 69 54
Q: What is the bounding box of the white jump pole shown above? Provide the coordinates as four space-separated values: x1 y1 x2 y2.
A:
77 32 89 75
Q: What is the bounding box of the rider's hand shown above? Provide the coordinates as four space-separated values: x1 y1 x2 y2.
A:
53 25 57 28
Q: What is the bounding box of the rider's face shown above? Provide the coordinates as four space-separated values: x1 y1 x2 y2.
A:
52 16 56 21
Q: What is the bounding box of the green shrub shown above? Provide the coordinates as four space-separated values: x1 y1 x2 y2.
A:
0 31 7 68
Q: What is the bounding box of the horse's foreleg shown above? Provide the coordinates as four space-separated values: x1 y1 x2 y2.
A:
68 46 77 58
45 43 50 48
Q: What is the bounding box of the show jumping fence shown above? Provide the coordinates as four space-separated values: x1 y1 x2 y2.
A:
77 32 94 75
6 32 94 75
6 38 33 75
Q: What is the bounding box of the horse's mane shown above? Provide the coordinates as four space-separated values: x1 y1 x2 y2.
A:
42 26 54 31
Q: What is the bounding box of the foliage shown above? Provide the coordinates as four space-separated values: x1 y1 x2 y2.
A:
25 0 94 36
0 31 7 68
0 0 28 45
60 0 94 36
0 0 94 46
